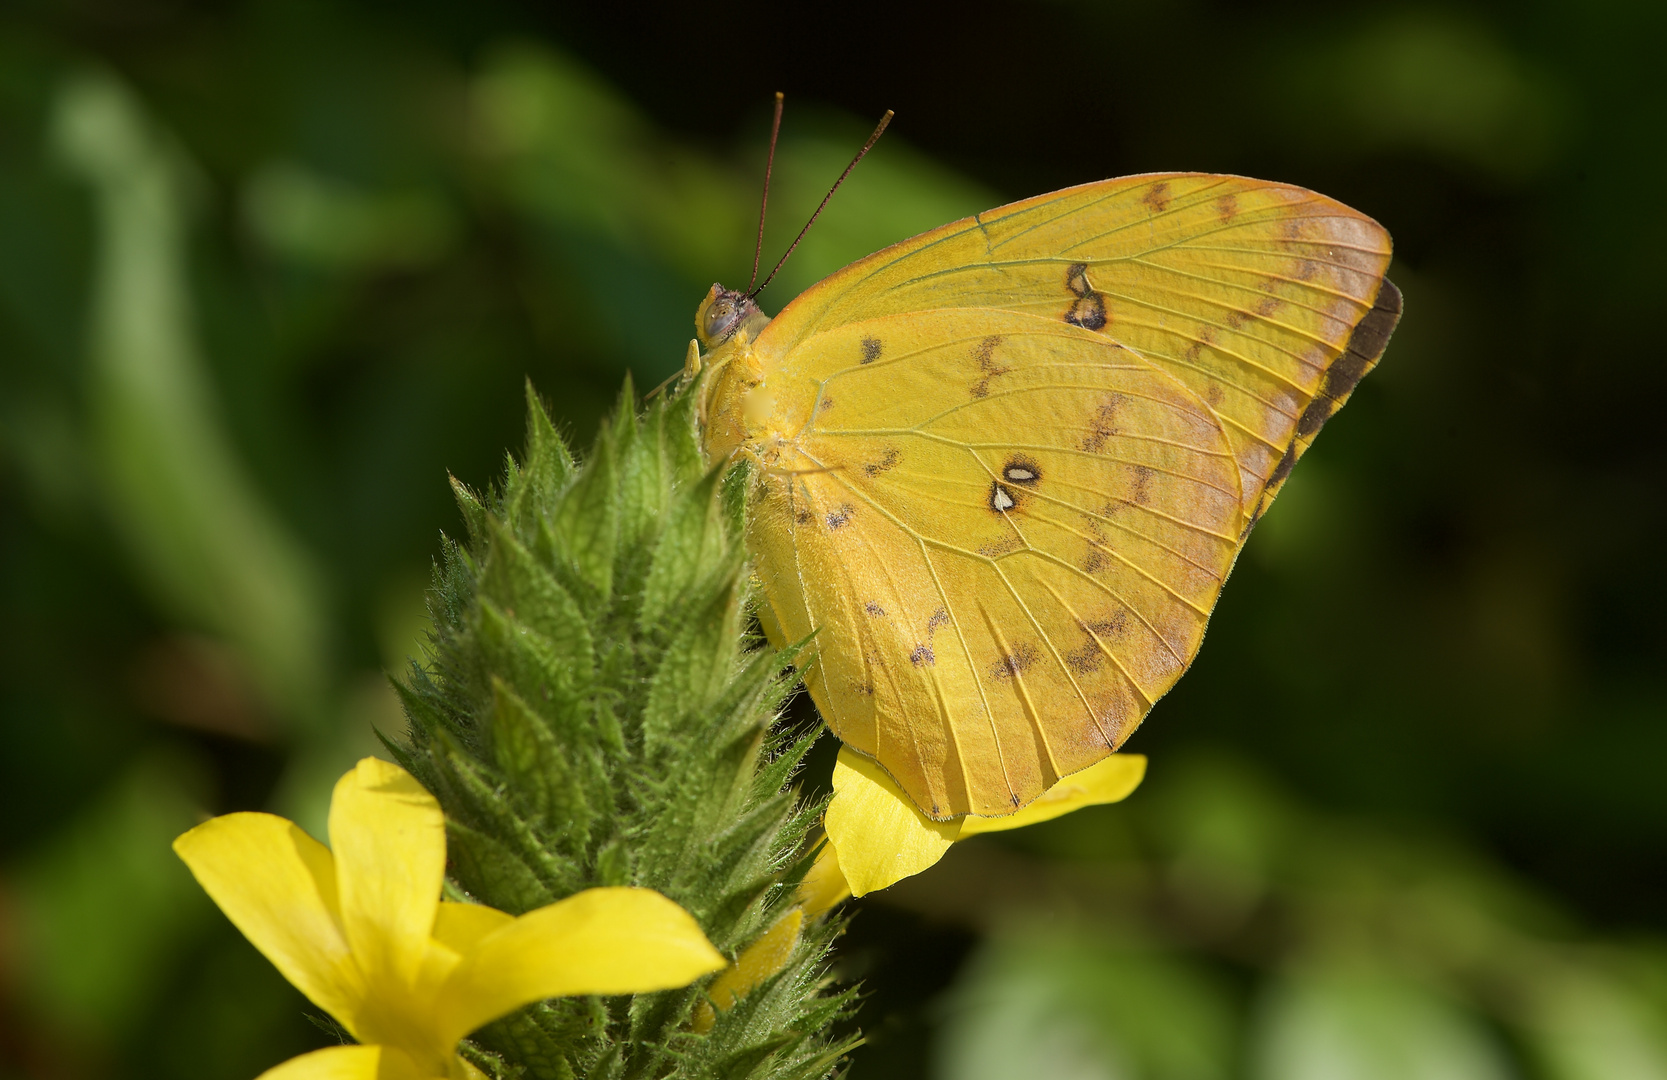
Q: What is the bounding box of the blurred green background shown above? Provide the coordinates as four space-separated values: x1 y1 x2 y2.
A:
1 1 1663 1077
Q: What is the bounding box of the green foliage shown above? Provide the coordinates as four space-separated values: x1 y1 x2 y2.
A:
927 754 1667 1080
396 382 854 1080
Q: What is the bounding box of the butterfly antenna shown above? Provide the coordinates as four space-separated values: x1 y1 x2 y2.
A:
747 91 785 294
749 107 894 300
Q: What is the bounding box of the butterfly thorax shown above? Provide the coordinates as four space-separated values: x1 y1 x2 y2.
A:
693 283 782 463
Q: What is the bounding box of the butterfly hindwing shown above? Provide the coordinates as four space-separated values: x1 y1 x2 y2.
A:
745 309 1243 817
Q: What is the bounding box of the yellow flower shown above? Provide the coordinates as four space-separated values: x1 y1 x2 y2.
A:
682 750 1146 1024
173 758 725 1080
822 748 1148 898
688 908 804 1033
675 750 1145 1028
683 833 851 1032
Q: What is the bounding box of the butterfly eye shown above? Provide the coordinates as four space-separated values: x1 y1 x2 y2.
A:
702 287 760 343
705 298 735 336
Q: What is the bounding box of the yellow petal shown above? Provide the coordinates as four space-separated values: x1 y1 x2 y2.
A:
795 842 852 916
329 759 446 989
254 1045 426 1080
448 1055 490 1080
825 748 962 897
435 886 725 1045
432 901 515 954
174 812 364 1028
959 754 1147 836
699 908 804 1028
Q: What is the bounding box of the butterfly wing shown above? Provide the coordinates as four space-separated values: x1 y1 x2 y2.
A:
752 172 1399 522
747 309 1243 818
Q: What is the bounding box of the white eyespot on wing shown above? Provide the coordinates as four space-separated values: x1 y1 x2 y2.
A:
990 484 1016 512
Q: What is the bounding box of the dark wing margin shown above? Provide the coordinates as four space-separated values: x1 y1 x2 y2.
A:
1252 276 1403 523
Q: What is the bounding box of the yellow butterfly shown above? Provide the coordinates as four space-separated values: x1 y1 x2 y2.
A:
691 167 1399 823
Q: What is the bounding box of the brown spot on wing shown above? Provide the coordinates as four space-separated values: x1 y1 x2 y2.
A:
863 446 901 477
1066 292 1108 331
1265 441 1298 493
1345 279 1403 359
1064 263 1109 331
1186 325 1219 363
864 601 886 617
1081 511 1112 573
970 334 1012 398
910 644 935 666
1216 193 1238 222
1130 465 1153 505
1088 611 1127 639
1295 278 1403 438
1142 181 1172 212
1001 457 1041 486
926 608 951 636
860 336 882 363
1065 614 1124 673
826 504 855 529
979 534 1025 558
1064 641 1103 674
990 642 1040 680
1081 395 1122 453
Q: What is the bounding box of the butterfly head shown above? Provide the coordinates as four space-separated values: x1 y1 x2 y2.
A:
696 284 769 349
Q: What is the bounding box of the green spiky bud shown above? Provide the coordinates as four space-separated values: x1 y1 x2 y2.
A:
392 380 856 1080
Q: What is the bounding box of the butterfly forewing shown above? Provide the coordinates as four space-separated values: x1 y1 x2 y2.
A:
755 173 1397 522
747 310 1243 817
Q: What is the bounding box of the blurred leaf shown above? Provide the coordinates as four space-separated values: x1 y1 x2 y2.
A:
147 930 324 1080
1148 754 1296 932
8 750 213 1042
49 70 329 725
1252 966 1513 1080
471 45 997 378
1519 965 1667 1080
471 44 745 378
938 970 1123 1080
937 928 1234 1080
1263 12 1571 181
473 44 749 279
243 160 457 269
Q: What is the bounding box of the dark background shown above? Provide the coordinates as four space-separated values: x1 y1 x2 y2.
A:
2 1 1664 1077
